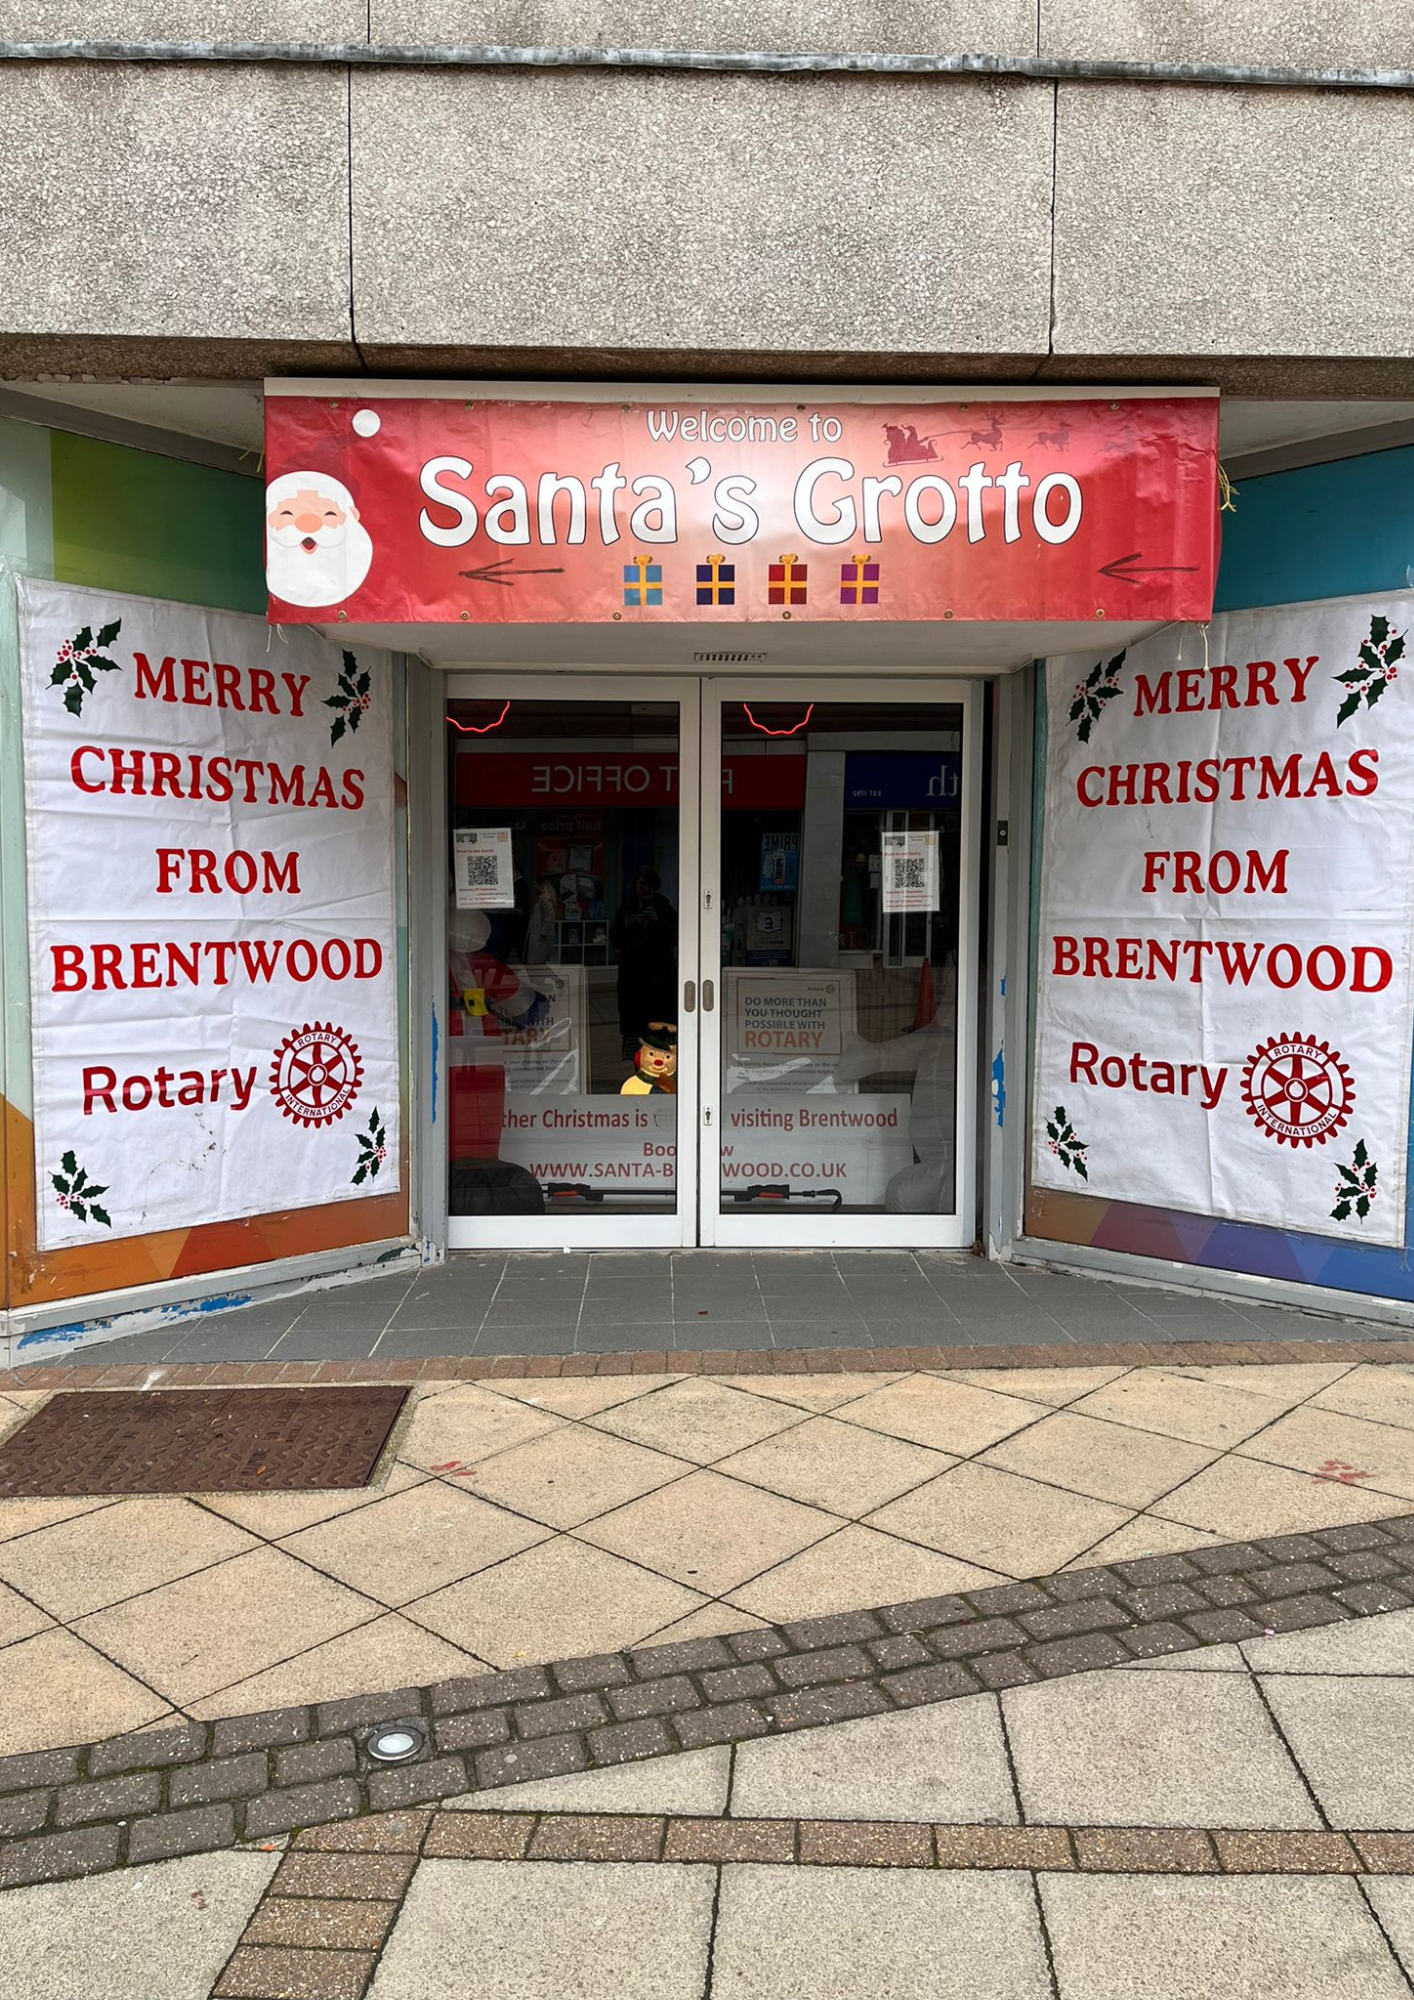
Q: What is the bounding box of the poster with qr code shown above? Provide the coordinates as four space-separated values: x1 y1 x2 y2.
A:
882 831 939 914
454 827 515 909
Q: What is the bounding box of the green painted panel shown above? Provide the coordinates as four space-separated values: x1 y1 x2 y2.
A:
50 431 263 614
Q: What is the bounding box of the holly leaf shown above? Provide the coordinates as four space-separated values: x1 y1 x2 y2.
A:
1356 1194 1371 1218
1336 691 1362 726
51 1173 70 1195
89 1204 111 1228
1386 633 1406 667
342 649 359 673
346 707 362 734
1107 649 1127 676
1359 643 1382 672
72 625 92 651
1354 1139 1368 1167
50 662 72 685
1331 1199 1351 1221
63 687 84 716
1337 667 1372 685
352 1162 369 1185
1076 715 1094 744
71 1168 89 1192
75 663 95 692
330 714 347 746
90 656 121 675
1366 675 1388 708
62 1151 78 1175
1073 1158 1088 1181
325 692 351 710
1067 696 1086 724
95 620 121 647
355 671 370 696
1084 660 1104 689
83 1182 108 1199
1371 615 1391 646
70 1199 87 1221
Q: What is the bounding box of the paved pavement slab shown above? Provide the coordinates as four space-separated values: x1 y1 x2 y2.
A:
1259 1676 1414 1829
0 1851 276 2000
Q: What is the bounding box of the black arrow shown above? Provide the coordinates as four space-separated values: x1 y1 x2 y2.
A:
459 559 566 587
1099 551 1202 585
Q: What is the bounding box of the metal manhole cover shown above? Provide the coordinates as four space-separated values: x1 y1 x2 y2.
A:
0 1388 409 1497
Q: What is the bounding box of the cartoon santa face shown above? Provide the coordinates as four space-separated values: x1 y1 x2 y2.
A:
265 470 374 609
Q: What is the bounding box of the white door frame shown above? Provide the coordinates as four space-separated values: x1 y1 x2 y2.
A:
698 676 982 1249
443 672 702 1249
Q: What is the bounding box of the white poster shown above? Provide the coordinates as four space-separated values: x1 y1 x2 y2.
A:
882 831 940 913
451 966 584 1093
19 579 401 1250
1033 591 1414 1243
454 826 515 909
725 971 855 1090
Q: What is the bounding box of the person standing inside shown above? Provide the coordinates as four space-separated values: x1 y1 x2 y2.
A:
610 867 677 1058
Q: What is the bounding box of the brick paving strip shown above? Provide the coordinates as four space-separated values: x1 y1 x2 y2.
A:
208 1807 1414 1999
2 1512 1413 1899
5 1331 1414 1391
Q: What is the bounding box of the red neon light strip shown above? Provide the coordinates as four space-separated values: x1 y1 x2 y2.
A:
741 702 814 738
447 700 512 735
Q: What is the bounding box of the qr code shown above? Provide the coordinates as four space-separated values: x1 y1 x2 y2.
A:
890 855 928 892
466 850 500 886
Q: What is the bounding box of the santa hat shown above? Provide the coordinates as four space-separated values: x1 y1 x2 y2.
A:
265 468 358 514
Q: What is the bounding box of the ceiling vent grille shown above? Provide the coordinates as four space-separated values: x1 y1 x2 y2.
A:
693 651 769 664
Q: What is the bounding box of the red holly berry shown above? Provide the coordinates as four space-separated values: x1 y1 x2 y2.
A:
56 1192 70 1208
376 1145 386 1162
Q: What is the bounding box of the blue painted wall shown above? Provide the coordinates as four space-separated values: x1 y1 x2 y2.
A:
1215 442 1414 613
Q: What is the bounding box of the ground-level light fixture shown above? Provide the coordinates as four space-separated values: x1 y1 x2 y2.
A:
364 1722 428 1765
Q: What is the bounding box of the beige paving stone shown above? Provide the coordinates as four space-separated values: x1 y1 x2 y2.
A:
590 1377 808 1463
75 1545 382 1704
1004 1668 1321 1828
719 1373 901 1413
944 1364 1133 1406
474 1375 681 1417
0 1627 169 1754
636 1602 770 1648
577 1467 838 1595
1152 1452 1411 1539
0 1579 54 1648
1173 1361 1359 1403
463 1424 686 1529
714 1867 1051 2000
729 1523 1002 1624
716 1415 953 1516
367 1859 715 2000
1128 1642 1248 1672
1069 1368 1295 1448
407 1533 707 1666
1040 1874 1408 2000
0 1494 121 1545
0 1402 29 1445
1237 1403 1414 1501
978 1410 1217 1509
449 1746 729 1816
1057 1512 1227 1570
1260 1676 1414 1828
191 1611 486 1719
1244 1607 1414 1676
395 1384 565 1472
1309 1363 1414 1433
0 1851 279 2000
866 1461 1132 1576
837 1374 1050 1456
1362 1878 1414 1984
278 1480 550 1606
198 1457 427 1538
0 1496 259 1622
731 1694 1018 1824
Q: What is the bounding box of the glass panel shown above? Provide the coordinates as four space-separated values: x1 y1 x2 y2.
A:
447 698 680 1217
717 700 963 1217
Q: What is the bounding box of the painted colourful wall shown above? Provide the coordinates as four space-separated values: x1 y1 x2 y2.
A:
1 421 411 1328
1025 441 1414 1302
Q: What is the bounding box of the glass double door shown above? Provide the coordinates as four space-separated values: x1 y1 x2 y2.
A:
445 675 977 1248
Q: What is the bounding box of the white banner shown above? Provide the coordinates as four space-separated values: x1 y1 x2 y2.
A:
1033 591 1414 1244
19 580 400 1250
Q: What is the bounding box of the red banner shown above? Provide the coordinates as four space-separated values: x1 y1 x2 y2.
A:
456 749 806 811
264 392 1219 627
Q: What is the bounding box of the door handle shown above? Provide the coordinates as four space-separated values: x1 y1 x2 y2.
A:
702 979 715 1013
682 980 697 1014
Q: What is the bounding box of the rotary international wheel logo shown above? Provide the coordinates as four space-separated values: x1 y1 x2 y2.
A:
269 1022 364 1128
1240 1033 1354 1148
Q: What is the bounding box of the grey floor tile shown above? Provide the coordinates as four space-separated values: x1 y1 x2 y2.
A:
269 1326 381 1361
1040 1874 1408 2000
712 1866 1050 2000
578 1300 680 1325
64 1330 187 1366
474 1326 578 1357
476 1306 582 1328
667 1323 776 1352
770 1323 871 1348
1259 1675 1414 1828
367 1859 715 2000
383 1308 487 1335
374 1326 479 1359
1361 1877 1414 1986
575 1324 680 1353
161 1324 292 1364
730 1696 1017 1823
935 1322 1073 1348
1003 1668 1321 1829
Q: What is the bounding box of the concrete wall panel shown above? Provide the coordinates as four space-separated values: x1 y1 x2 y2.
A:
0 63 354 350
350 68 1054 364
0 1 365 38
370 0 1036 56
1041 0 1410 69
1052 83 1414 361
